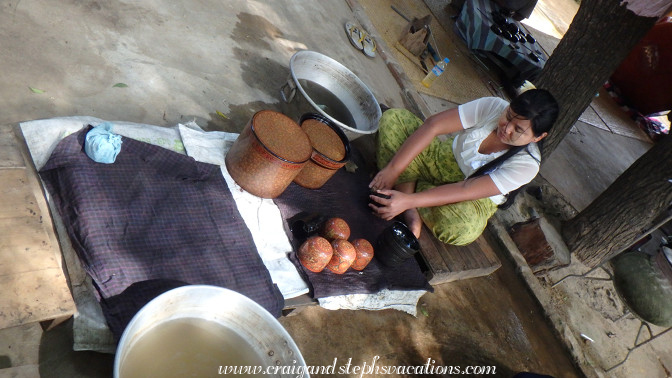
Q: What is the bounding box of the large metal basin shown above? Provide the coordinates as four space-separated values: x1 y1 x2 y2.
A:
114 285 307 377
281 50 381 140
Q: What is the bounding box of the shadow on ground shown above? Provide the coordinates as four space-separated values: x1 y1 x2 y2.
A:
38 319 114 378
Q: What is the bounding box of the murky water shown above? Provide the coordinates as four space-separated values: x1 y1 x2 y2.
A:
119 318 264 378
298 79 357 129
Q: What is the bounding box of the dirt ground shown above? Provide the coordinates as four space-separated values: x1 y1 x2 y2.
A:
280 228 580 378
494 176 672 378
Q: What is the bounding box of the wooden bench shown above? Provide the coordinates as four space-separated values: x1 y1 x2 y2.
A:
0 124 76 331
415 224 501 285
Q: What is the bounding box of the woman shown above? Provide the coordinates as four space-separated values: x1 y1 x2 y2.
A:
369 89 558 245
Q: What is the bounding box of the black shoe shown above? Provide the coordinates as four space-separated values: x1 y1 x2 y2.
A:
525 186 543 201
498 187 522 209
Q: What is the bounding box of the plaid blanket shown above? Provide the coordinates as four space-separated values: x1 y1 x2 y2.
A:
40 128 284 339
275 148 432 298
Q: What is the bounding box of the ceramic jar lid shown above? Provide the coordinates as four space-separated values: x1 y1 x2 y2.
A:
253 110 311 163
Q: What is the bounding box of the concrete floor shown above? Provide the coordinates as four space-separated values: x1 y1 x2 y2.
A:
0 0 407 130
540 119 651 212
0 0 663 377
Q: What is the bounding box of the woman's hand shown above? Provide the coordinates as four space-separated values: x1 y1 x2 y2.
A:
369 166 399 191
369 189 412 220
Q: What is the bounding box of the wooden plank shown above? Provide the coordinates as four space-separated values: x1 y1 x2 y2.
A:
283 294 317 309
418 225 501 285
474 231 502 268
282 294 318 317
0 131 76 329
442 243 478 272
0 269 75 328
416 224 450 279
0 169 41 219
0 217 60 276
0 124 26 169
0 364 40 377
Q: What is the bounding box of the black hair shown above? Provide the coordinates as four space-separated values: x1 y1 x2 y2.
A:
468 89 558 179
510 88 559 136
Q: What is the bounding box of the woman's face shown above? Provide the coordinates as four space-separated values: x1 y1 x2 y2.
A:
496 107 548 146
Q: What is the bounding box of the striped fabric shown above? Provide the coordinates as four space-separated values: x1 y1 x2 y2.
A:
40 127 284 338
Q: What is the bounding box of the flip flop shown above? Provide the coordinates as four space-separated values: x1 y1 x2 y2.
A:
361 35 377 58
345 22 364 51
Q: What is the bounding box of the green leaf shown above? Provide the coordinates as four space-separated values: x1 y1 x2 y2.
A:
29 87 45 94
344 161 358 173
113 83 128 88
216 110 229 120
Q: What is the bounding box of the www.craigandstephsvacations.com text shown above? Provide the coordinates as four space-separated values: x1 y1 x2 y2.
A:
218 356 497 376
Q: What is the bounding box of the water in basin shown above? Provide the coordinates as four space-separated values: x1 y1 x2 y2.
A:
299 79 357 130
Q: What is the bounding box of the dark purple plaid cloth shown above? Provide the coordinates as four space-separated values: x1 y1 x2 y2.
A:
39 128 284 339
274 148 432 298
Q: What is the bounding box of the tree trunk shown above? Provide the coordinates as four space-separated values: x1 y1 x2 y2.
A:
532 0 672 267
562 135 672 267
534 0 659 160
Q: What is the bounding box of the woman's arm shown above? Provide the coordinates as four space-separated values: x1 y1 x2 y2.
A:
369 108 465 190
369 174 501 220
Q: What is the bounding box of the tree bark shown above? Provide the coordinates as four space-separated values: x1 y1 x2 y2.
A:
562 135 672 267
531 0 672 267
534 0 659 160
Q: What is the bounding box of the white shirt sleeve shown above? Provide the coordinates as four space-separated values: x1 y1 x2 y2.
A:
458 97 509 130
488 145 541 195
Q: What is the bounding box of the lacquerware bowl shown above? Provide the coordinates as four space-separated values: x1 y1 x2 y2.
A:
375 221 420 267
293 113 351 189
225 110 312 198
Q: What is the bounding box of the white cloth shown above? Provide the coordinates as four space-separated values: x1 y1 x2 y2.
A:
177 125 310 299
454 97 541 204
318 289 427 316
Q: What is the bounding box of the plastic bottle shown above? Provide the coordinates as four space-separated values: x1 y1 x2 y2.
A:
421 57 450 88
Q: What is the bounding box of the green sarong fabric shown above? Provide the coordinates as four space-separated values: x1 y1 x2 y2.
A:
376 109 498 246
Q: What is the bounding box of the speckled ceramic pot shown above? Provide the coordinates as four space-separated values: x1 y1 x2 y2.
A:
293 113 350 189
225 110 312 198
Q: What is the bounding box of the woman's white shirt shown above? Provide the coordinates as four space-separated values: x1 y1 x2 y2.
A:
453 97 541 204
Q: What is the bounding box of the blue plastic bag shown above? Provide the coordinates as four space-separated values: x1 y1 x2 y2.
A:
84 122 122 164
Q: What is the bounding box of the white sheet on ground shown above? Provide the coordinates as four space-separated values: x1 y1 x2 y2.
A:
318 289 427 316
19 116 427 353
177 124 309 299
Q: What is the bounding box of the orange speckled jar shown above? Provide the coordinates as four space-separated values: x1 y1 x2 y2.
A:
293 113 350 189
327 239 357 274
350 238 374 271
225 110 312 198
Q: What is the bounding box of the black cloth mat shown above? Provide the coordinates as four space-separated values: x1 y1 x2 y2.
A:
275 147 433 298
39 128 284 339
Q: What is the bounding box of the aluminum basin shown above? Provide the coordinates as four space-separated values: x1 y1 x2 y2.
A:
282 50 381 140
114 285 307 377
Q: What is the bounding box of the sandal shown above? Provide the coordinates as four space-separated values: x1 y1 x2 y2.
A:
345 22 364 51
361 35 377 58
